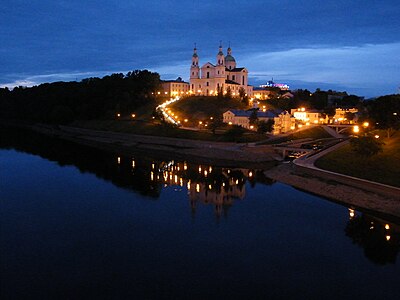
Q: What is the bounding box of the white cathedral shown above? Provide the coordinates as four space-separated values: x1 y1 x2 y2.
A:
189 44 253 97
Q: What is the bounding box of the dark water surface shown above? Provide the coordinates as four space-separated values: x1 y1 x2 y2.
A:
1 129 399 299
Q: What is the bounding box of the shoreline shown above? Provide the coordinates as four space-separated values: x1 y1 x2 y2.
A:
2 120 399 220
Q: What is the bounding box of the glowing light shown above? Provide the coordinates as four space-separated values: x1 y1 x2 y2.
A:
298 124 303 128
199 121 203 125
250 125 254 129
204 170 208 177
150 172 154 181
314 120 319 124
306 122 310 126
196 184 200 193
209 166 212 173
248 171 253 177
375 135 380 139
208 184 212 189
349 209 355 218
385 224 390 230
363 122 369 127
386 235 391 241
235 179 239 185
290 126 295 130
131 113 136 118
353 125 360 133
199 166 202 173
184 119 188 122
117 113 121 117
187 181 191 190
228 122 232 125
117 157 121 164
301 107 305 112
132 160 135 168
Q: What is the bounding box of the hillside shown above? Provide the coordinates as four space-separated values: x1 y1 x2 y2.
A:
315 130 400 187
168 96 248 125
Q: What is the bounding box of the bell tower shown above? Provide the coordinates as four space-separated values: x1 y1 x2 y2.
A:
216 41 225 66
190 44 200 79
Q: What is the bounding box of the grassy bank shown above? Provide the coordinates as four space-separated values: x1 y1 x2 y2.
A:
260 126 333 145
71 120 268 143
315 131 400 187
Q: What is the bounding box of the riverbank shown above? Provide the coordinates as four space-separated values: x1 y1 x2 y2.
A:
265 163 400 221
1 121 279 168
3 120 399 219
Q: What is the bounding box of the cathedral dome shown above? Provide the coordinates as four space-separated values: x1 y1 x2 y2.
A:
225 54 235 62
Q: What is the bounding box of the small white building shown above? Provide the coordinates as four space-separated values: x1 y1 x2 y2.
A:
273 111 295 134
290 108 324 124
161 78 190 97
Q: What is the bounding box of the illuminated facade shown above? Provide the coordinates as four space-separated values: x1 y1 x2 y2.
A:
290 108 324 124
190 45 253 97
161 78 190 97
333 108 358 124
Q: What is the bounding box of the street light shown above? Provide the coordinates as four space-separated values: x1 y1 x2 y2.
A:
353 125 359 133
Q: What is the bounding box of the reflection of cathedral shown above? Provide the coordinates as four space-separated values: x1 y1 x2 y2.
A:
148 160 252 217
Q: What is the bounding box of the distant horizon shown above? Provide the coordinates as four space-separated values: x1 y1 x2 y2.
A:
1 1 399 98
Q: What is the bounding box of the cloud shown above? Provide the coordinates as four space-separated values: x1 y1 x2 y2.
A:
240 43 400 96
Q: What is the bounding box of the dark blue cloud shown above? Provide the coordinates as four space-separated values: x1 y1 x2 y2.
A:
1 0 399 96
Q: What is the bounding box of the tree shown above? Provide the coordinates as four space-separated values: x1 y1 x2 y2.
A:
209 115 223 135
368 95 400 138
225 86 232 99
350 136 384 157
224 125 245 142
257 119 274 134
248 109 258 125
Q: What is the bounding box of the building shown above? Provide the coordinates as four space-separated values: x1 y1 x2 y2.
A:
190 44 253 97
223 109 294 134
260 79 290 90
252 87 274 100
161 77 190 97
290 108 325 124
273 111 295 134
223 109 276 130
332 108 358 124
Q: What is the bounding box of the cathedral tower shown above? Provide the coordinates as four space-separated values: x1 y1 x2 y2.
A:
190 45 200 80
225 46 236 70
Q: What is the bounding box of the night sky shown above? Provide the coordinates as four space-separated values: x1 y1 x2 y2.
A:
1 0 399 97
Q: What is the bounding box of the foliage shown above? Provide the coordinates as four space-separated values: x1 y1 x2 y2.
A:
224 125 246 142
350 136 384 157
0 70 161 124
367 94 400 138
248 109 258 125
257 119 274 134
208 115 223 134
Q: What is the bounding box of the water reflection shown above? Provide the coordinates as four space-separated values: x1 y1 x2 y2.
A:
110 155 275 217
346 209 400 265
0 127 274 215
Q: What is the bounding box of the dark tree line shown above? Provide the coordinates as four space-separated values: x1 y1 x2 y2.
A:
0 70 161 124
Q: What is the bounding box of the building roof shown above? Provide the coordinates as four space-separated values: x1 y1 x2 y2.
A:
225 109 277 118
229 67 246 72
225 54 236 62
225 79 240 85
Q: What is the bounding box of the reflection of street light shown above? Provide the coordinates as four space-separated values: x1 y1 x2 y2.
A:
353 125 360 133
363 122 369 127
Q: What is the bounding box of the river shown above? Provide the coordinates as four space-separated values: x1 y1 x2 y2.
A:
0 128 399 299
